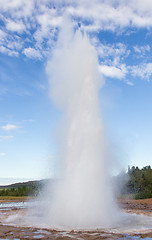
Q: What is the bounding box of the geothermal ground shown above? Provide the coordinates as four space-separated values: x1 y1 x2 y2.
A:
0 198 152 240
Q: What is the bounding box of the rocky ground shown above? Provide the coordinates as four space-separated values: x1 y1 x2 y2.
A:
0 198 151 239
118 198 152 216
0 224 128 240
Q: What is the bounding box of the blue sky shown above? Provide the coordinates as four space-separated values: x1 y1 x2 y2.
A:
0 0 152 184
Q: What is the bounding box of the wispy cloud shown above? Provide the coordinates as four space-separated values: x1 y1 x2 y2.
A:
0 0 152 61
98 61 152 82
22 47 42 59
133 45 150 54
130 63 152 80
125 80 134 86
0 136 13 140
22 119 35 122
0 45 19 57
99 64 127 79
0 29 6 41
0 0 152 84
0 153 6 157
2 124 19 131
5 19 25 33
133 45 151 60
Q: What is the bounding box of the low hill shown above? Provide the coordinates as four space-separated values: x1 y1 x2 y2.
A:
0 179 55 197
0 179 48 189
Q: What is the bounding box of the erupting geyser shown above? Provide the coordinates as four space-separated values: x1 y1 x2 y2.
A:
43 19 119 229
4 19 152 235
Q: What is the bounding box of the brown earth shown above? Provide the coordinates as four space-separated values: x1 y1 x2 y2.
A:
0 196 33 202
118 198 152 216
0 198 152 239
0 224 127 240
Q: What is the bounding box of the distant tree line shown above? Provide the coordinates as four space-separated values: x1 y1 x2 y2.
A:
0 184 40 197
0 179 52 197
0 168 152 199
125 165 152 199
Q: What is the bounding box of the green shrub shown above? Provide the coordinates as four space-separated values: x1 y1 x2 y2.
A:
135 192 152 199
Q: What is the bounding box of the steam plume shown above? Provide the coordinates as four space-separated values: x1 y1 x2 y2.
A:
45 18 118 228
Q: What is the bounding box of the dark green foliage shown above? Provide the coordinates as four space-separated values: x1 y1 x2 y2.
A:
135 192 152 199
0 180 44 197
0 185 38 197
126 165 152 199
0 179 54 197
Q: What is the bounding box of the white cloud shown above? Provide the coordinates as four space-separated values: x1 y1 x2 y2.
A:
125 80 134 86
5 19 25 33
97 43 129 59
0 0 34 18
99 61 152 81
0 0 26 11
36 11 62 28
130 63 152 79
99 65 127 79
0 45 19 56
133 45 150 55
2 124 19 131
0 153 6 157
67 1 152 31
0 0 152 71
0 29 6 41
33 8 62 47
81 23 101 32
22 47 42 59
92 41 130 72
0 136 13 140
6 38 23 51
